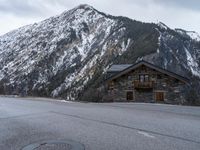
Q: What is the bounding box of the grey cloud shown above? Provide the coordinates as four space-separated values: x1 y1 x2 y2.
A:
0 0 200 34
0 0 42 17
153 0 200 11
1 0 200 18
0 0 146 18
0 0 68 17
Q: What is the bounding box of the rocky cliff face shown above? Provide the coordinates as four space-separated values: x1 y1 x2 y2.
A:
0 4 199 103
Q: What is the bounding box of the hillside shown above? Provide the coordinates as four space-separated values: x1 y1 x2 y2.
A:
0 4 200 104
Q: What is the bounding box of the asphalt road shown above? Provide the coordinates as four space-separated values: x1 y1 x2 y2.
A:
0 97 200 150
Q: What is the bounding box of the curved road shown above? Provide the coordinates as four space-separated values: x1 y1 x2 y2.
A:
0 97 200 150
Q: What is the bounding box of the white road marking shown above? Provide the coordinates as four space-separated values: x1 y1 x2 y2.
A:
138 131 155 138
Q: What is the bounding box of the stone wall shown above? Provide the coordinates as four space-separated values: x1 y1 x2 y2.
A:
104 65 187 104
135 89 153 102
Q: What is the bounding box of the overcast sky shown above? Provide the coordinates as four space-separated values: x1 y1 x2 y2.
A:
0 0 200 35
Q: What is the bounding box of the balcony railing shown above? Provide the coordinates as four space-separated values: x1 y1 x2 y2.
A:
133 80 154 89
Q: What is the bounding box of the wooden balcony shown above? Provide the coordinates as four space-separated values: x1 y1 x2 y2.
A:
133 80 154 89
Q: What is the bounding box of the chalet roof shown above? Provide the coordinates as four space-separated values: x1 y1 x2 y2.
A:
106 60 189 83
107 64 132 72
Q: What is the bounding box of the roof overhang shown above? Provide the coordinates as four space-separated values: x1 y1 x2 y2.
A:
106 60 190 83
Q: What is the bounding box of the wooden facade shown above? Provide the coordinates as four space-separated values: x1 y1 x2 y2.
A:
104 61 189 104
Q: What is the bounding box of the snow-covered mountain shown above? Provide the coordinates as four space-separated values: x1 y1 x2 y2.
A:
0 4 200 103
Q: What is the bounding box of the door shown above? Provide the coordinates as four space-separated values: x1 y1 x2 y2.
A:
127 91 133 101
155 92 164 101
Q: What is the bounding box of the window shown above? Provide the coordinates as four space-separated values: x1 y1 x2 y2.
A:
139 74 149 82
145 75 149 81
128 76 132 80
108 81 114 90
139 75 145 82
126 91 134 101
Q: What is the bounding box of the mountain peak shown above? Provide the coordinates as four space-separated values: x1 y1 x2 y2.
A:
74 4 94 10
157 22 169 30
59 4 96 19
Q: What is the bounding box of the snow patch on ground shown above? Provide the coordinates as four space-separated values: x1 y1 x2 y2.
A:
138 131 155 138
